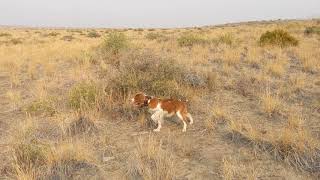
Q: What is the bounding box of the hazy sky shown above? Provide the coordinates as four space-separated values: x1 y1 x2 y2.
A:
0 0 319 28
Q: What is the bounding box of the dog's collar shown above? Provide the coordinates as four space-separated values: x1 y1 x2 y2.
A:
144 96 152 106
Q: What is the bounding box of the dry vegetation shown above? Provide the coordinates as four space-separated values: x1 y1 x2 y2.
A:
0 19 319 179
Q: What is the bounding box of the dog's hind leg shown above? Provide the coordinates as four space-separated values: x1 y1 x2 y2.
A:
177 111 187 132
186 113 193 125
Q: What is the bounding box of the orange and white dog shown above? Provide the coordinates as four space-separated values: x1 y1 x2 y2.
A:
131 93 193 132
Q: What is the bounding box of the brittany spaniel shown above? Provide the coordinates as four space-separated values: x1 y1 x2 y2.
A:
131 93 193 132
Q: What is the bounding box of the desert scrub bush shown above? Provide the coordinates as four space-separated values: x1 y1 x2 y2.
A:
61 35 74 41
45 32 60 37
0 32 11 37
68 81 103 111
177 33 209 47
217 33 234 46
102 32 128 55
108 50 188 98
183 71 207 87
259 29 298 47
10 38 23 45
13 141 50 172
147 28 156 31
145 32 164 40
25 98 56 116
68 29 83 34
304 26 320 35
134 28 144 32
87 31 101 38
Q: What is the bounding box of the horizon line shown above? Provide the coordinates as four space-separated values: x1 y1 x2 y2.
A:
0 17 319 30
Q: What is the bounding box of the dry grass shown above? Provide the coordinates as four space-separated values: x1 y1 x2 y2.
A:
259 89 282 116
227 117 320 175
126 135 175 180
0 19 319 179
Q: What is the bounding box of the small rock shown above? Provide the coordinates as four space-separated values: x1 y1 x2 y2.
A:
183 73 206 87
103 156 115 162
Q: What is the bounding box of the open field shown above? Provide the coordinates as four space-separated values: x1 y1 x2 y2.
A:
0 19 319 179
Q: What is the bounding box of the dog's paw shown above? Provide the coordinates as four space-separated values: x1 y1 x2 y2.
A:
153 129 160 132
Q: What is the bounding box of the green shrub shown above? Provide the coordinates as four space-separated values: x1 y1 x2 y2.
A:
102 32 128 55
304 26 320 35
68 81 99 110
259 29 298 47
177 34 209 47
25 99 56 116
87 31 101 38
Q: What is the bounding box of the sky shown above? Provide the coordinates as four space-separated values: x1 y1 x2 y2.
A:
0 0 319 28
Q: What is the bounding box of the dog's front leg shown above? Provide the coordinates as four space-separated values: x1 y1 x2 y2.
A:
152 111 163 132
151 111 160 124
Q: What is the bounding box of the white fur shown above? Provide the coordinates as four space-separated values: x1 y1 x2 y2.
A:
145 100 193 132
177 111 187 132
187 113 193 124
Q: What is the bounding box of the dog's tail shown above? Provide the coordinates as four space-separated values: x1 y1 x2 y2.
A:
186 113 193 124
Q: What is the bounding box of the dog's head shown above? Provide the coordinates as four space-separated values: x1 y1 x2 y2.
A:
131 93 151 108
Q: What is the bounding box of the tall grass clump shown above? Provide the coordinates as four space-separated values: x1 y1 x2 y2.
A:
145 32 164 40
10 38 23 45
87 31 101 38
108 50 188 99
25 98 56 116
68 81 102 111
259 29 298 47
45 32 60 37
177 33 209 47
259 89 282 117
102 32 128 55
218 33 234 46
304 26 320 35
0 32 12 37
126 135 175 180
61 35 74 42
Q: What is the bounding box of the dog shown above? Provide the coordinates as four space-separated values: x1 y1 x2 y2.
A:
131 93 193 132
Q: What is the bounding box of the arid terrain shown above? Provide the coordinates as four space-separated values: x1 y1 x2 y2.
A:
0 19 319 179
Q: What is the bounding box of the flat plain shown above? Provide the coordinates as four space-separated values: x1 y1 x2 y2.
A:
0 19 319 179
